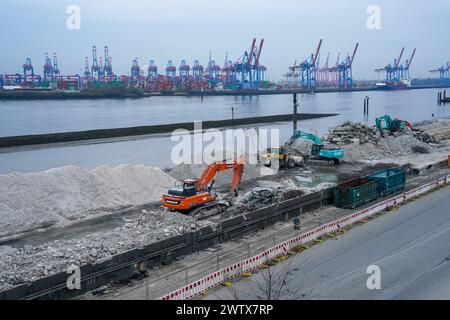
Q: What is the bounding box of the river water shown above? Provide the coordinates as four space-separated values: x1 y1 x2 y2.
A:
0 88 449 174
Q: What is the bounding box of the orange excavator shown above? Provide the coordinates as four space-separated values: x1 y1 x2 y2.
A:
162 157 245 219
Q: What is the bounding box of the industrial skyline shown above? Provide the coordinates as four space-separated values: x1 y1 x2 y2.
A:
0 0 449 80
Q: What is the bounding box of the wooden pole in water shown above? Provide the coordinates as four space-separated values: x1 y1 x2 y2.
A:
293 93 298 133
364 97 367 114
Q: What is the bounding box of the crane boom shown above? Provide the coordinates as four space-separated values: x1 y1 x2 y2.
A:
395 47 405 68
349 43 359 67
196 157 244 193
407 48 416 69
311 39 323 68
254 39 264 68
246 38 257 69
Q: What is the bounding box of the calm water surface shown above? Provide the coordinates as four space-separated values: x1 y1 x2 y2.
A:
0 88 448 174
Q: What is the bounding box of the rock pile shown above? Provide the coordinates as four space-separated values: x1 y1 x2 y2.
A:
0 165 177 239
324 121 437 162
326 121 380 145
0 210 209 292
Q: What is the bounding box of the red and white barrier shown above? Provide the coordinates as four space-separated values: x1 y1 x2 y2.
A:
160 174 450 300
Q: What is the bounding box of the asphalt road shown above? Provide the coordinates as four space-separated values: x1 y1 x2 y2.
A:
205 185 450 300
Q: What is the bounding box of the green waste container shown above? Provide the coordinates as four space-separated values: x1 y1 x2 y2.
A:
367 168 406 196
334 177 379 209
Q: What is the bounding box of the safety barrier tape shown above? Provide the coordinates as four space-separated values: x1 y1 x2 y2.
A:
160 174 450 300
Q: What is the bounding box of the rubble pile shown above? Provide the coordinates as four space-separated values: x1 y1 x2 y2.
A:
0 210 209 291
326 121 380 145
237 187 284 211
0 165 177 239
324 121 437 162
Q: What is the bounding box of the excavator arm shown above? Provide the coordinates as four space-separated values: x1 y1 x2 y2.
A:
285 130 322 148
196 156 245 194
285 130 344 161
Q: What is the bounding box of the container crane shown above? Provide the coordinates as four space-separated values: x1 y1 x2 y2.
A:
98 57 105 80
375 47 404 83
235 38 265 89
166 60 176 79
130 58 140 82
254 39 265 84
52 53 60 78
103 46 113 77
179 60 190 78
192 60 204 80
83 57 92 79
23 58 34 76
338 43 358 88
294 39 322 89
91 46 100 80
430 62 450 80
399 48 416 80
22 58 41 86
222 52 237 87
43 53 53 80
148 60 158 80
206 52 221 85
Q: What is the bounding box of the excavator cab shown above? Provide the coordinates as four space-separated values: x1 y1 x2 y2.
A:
167 179 197 197
311 144 324 156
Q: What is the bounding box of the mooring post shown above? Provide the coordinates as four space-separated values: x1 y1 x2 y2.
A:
293 93 298 133
364 97 367 114
201 87 204 101
366 96 370 114
438 92 441 105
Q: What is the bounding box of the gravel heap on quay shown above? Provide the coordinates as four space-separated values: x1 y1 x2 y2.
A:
0 210 209 292
324 121 437 162
0 165 178 239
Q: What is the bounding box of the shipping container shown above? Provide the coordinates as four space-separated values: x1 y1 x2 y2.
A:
367 168 406 196
334 177 379 209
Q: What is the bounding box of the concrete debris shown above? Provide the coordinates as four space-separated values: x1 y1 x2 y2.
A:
0 165 178 239
237 187 283 211
326 121 380 145
414 118 450 143
0 210 209 292
281 189 305 200
324 121 438 162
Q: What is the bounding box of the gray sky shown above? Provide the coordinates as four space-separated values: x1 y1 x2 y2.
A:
0 0 449 80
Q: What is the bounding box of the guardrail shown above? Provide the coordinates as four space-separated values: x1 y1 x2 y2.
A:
160 174 450 300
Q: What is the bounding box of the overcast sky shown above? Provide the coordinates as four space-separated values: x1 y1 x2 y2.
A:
0 0 449 80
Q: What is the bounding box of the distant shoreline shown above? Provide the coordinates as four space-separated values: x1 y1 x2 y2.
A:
1 84 449 101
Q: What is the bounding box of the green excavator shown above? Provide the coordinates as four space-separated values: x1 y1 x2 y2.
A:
375 115 412 138
261 130 344 167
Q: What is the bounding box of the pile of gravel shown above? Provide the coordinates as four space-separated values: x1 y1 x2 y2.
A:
338 131 434 162
318 121 437 162
0 165 177 239
0 210 210 292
